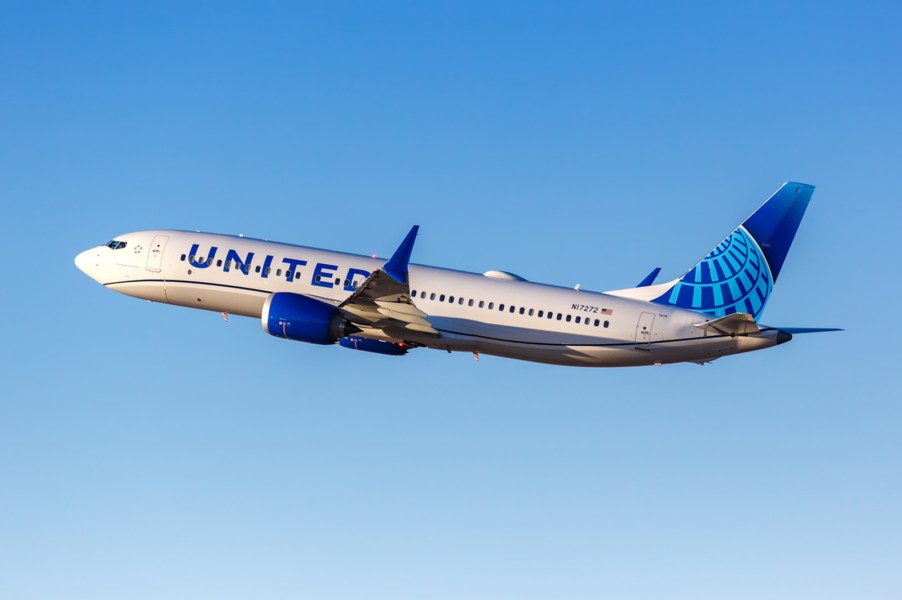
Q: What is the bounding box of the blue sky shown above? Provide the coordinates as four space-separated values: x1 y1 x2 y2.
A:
1 2 899 598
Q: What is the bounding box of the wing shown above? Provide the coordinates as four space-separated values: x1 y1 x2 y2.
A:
337 226 439 342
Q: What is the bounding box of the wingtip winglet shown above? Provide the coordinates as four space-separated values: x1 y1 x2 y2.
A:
384 225 419 283
637 267 661 288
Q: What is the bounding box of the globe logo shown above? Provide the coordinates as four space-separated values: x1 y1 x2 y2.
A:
654 226 773 320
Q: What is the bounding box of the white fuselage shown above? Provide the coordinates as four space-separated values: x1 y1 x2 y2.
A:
75 230 785 367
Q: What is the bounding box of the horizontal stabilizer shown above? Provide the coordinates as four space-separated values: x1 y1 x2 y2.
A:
694 313 759 335
764 326 843 334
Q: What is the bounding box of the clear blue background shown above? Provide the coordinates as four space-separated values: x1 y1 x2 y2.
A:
1 2 899 598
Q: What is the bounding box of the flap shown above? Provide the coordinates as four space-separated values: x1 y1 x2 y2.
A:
336 226 438 340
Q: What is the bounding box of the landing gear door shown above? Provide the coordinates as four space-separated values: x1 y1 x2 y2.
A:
146 235 169 272
635 312 655 350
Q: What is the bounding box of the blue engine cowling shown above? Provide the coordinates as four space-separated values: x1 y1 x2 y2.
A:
262 292 354 345
339 335 408 356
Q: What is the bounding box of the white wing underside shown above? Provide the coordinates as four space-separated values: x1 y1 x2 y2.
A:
337 270 439 342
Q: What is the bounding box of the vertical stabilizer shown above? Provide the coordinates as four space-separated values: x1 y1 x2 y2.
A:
652 182 814 320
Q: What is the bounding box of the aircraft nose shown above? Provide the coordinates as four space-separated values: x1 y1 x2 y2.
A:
75 248 100 279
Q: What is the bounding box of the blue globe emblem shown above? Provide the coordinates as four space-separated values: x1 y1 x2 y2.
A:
653 226 773 320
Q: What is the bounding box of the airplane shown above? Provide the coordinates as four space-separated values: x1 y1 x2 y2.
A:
74 182 838 367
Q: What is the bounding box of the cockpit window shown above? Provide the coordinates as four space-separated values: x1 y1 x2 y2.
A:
106 240 127 250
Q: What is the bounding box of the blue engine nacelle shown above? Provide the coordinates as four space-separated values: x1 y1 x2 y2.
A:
339 335 408 356
261 292 355 345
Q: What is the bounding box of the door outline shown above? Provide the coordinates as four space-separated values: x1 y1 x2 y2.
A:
146 235 169 272
635 311 655 350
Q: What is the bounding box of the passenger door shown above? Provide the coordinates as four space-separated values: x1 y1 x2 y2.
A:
635 312 655 350
146 235 169 272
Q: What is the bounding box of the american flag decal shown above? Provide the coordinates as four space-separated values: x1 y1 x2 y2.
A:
601 308 613 315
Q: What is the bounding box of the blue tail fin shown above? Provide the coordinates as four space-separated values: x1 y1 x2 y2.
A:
652 182 814 320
